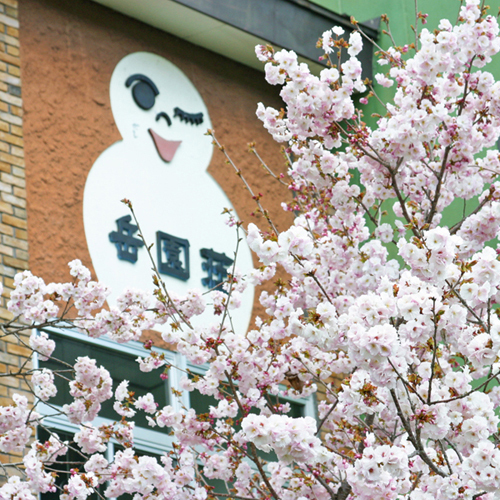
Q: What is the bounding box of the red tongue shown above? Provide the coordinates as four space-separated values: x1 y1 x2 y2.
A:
148 129 182 162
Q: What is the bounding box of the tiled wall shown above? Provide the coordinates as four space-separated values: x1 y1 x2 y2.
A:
0 0 31 476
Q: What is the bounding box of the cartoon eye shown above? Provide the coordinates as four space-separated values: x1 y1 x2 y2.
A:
125 74 159 110
173 107 204 125
156 111 172 127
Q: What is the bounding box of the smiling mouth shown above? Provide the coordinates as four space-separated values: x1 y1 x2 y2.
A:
148 128 182 162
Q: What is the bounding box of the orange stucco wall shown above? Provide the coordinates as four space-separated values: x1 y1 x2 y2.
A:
19 0 291 298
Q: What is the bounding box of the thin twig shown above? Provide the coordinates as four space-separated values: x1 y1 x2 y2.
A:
210 131 279 235
249 144 288 187
414 0 419 50
126 201 193 331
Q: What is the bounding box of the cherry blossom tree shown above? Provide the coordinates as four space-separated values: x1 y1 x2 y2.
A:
3 1 500 499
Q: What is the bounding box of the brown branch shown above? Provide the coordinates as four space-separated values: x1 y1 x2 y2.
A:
223 371 281 500
210 131 279 235
389 389 446 477
127 201 193 331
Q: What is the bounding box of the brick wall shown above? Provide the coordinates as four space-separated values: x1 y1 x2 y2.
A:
0 0 31 477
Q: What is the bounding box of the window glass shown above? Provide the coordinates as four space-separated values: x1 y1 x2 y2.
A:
39 334 169 429
38 427 164 500
35 332 313 499
189 380 305 422
37 427 103 500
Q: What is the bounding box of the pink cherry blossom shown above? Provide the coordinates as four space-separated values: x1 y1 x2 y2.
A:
4 2 500 499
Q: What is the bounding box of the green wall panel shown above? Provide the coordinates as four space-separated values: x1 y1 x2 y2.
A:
308 0 500 245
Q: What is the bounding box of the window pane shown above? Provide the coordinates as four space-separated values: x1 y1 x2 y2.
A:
38 427 103 500
189 385 305 421
40 334 169 428
38 428 165 500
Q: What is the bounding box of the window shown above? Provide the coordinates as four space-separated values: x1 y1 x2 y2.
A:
37 426 162 500
34 329 186 457
187 362 317 421
33 328 316 497
36 427 104 500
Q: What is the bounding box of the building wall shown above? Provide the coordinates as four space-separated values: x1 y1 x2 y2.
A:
0 0 33 476
0 0 297 474
0 0 27 313
4 0 500 484
19 0 291 289
313 0 500 129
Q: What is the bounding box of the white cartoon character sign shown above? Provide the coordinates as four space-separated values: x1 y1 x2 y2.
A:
83 52 254 332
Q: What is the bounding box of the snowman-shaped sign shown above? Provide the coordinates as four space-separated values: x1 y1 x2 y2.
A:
83 52 254 333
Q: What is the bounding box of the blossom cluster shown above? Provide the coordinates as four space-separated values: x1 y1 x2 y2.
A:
238 414 328 464
0 394 39 454
63 356 113 424
4 1 500 499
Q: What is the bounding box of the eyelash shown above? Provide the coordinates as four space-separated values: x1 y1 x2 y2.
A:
174 107 204 126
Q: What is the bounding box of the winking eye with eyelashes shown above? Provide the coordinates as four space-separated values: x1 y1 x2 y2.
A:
174 107 204 125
